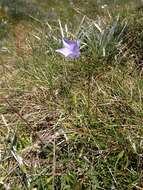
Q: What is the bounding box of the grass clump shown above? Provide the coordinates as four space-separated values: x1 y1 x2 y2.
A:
0 1 143 189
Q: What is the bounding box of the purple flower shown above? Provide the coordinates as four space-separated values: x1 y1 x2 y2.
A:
56 38 80 59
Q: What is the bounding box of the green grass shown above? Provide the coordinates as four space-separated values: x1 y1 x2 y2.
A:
0 0 143 189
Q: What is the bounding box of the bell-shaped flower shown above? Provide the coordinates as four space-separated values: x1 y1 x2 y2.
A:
56 38 80 59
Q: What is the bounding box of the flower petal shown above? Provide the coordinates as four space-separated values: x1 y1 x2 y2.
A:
56 38 80 59
68 49 80 58
63 38 76 50
56 48 72 57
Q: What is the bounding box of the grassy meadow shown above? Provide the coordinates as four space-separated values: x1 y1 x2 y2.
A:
0 0 143 189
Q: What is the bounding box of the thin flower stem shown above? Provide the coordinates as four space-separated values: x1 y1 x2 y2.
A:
87 57 92 126
52 138 56 190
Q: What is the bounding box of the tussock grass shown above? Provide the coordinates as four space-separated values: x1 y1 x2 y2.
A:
0 1 143 189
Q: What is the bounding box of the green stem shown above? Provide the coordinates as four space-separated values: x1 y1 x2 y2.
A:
87 57 92 126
